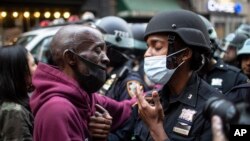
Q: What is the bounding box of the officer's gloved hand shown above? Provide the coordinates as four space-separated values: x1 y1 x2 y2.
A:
89 104 112 140
212 115 228 141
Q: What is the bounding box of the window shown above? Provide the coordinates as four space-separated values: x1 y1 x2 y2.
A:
31 36 53 63
15 35 36 47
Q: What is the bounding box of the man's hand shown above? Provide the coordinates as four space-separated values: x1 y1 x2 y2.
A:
89 104 112 139
134 85 168 141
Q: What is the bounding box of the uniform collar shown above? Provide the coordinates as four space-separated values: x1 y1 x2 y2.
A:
213 58 227 71
160 72 199 108
177 72 199 107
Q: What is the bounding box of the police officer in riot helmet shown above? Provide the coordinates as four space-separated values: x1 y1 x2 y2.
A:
222 32 248 67
198 15 248 94
237 39 250 79
95 16 146 101
112 10 224 141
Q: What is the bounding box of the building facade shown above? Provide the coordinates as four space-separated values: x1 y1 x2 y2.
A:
191 0 250 39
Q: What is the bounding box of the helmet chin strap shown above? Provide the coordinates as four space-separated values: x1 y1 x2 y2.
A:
195 54 206 72
167 34 179 69
168 35 176 55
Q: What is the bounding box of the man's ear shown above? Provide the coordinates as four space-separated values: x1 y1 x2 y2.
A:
182 48 192 61
63 49 76 66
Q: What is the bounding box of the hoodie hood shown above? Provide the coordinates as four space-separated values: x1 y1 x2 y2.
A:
30 63 95 118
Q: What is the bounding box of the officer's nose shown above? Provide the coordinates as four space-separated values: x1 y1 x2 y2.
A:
144 47 153 57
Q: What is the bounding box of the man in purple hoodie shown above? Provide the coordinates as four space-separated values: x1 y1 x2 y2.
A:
30 25 134 141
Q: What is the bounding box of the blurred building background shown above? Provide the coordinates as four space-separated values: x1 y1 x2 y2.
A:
0 0 250 45
191 0 250 40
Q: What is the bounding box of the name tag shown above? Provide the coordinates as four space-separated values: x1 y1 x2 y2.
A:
173 108 197 136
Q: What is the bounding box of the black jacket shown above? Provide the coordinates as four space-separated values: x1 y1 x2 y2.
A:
109 72 223 141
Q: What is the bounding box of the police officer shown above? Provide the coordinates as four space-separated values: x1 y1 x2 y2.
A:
132 10 224 141
222 32 248 67
237 38 250 79
95 16 146 101
198 15 249 94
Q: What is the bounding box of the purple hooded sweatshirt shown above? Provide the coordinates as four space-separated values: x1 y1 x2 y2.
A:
30 63 134 141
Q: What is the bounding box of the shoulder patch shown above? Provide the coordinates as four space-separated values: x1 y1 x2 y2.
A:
126 80 143 98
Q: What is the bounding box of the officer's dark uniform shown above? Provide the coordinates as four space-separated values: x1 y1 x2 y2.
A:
108 73 223 141
225 83 250 104
202 58 248 94
131 73 222 141
225 83 250 124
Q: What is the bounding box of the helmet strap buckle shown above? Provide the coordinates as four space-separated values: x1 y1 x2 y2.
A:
168 35 176 55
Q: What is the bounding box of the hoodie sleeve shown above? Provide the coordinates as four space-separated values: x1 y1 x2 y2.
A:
93 93 136 131
33 97 86 141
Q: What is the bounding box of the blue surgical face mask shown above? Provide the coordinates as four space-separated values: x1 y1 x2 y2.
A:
144 48 186 85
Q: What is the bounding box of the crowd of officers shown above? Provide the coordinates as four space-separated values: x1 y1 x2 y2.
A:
0 9 250 141
94 13 250 101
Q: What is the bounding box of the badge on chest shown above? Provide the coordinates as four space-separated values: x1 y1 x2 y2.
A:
173 108 197 136
211 78 223 86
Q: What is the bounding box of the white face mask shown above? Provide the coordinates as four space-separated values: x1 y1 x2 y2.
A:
144 48 186 85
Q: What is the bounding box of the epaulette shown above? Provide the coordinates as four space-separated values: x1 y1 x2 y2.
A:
230 83 250 91
226 64 241 72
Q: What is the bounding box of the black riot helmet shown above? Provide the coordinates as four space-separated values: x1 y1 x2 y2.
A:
144 10 211 54
198 15 225 58
95 16 134 67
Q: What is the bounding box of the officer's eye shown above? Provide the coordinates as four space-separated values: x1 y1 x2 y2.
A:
155 41 164 50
